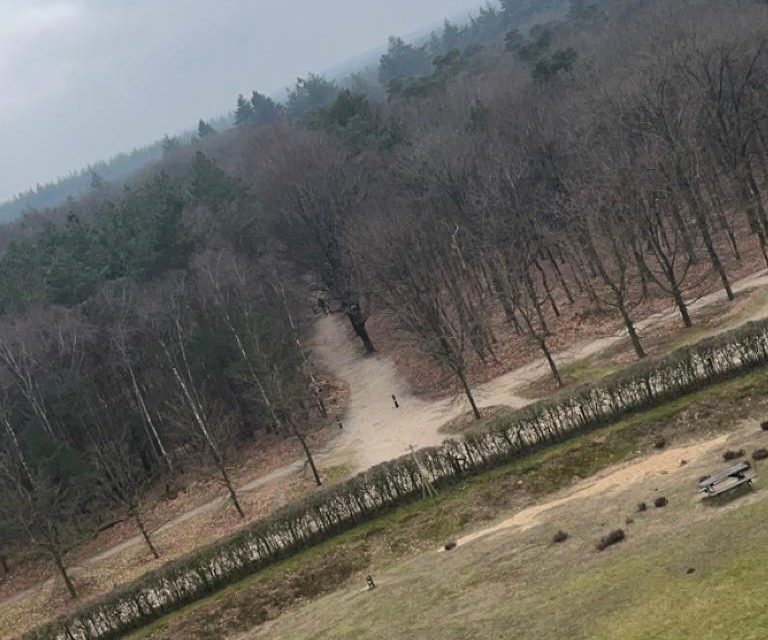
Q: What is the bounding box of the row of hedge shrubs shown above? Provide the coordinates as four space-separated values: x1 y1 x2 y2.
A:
25 319 768 640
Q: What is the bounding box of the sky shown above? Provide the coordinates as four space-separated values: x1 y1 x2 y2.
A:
0 0 483 202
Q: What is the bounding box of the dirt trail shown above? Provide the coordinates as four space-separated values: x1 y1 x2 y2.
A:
448 435 728 549
316 269 768 472
3 269 768 617
310 315 530 470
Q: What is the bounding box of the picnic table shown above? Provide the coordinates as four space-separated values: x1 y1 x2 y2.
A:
698 462 756 498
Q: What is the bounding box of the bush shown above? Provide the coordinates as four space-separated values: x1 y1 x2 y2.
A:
654 437 667 449
596 529 625 551
753 448 768 461
723 449 746 461
552 530 569 543
443 540 457 551
637 502 647 512
761 421 768 431
654 496 668 508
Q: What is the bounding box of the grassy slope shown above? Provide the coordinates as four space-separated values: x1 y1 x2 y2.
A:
125 367 768 640
262 479 768 640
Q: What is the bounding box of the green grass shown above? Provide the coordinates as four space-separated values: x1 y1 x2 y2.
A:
265 483 768 640
567 500 768 640
124 366 768 640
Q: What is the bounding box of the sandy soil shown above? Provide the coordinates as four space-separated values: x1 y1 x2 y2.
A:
449 435 729 549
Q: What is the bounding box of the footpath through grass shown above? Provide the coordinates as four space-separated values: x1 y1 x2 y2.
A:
125 367 768 640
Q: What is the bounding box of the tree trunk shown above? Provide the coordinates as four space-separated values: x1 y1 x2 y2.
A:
535 260 560 317
220 466 246 518
537 336 562 387
456 366 482 421
680 174 734 300
291 419 322 486
545 246 574 304
619 305 646 359
346 307 375 354
52 551 77 600
133 512 160 560
671 286 693 329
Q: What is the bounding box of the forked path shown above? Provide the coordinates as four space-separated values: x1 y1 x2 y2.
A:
3 269 768 617
311 316 529 470
313 268 768 472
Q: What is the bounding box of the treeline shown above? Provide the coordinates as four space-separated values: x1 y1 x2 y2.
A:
0 146 163 224
25 316 768 640
3 0 768 609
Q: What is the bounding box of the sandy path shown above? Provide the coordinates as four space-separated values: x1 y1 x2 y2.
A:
448 435 728 550
4 268 768 615
316 269 768 472
309 315 531 470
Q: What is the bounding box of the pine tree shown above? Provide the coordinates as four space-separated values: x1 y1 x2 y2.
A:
250 91 281 125
234 94 255 126
197 119 215 138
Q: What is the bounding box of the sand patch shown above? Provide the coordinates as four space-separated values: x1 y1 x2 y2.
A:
445 435 729 550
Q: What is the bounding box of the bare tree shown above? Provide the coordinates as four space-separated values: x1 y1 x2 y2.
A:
0 424 93 599
85 420 161 559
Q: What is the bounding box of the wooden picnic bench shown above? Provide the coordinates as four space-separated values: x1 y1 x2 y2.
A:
698 462 756 498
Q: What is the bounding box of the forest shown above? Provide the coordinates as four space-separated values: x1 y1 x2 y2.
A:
3 0 768 609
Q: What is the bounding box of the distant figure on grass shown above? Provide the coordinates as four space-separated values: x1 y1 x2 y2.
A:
366 574 376 590
392 394 399 408
336 416 344 429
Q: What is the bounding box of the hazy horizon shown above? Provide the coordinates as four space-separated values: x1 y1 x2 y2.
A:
0 0 483 202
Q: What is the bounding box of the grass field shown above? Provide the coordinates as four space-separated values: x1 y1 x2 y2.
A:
252 467 768 640
122 366 768 640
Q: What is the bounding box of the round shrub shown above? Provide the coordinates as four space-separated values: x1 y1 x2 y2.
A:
596 529 625 551
552 530 569 543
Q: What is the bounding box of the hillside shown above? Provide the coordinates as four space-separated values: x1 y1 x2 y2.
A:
4 0 768 638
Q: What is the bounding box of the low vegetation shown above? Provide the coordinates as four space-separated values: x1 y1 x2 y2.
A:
595 529 625 552
119 364 768 640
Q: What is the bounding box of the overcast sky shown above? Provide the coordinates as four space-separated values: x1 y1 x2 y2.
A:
0 0 483 202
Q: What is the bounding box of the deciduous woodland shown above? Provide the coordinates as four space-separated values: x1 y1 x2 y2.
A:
2 0 768 613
